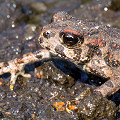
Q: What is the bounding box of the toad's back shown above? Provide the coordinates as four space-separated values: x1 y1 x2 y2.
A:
39 11 120 97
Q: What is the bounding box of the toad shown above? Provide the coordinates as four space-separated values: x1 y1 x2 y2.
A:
39 11 120 97
0 11 120 98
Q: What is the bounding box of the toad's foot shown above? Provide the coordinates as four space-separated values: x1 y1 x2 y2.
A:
0 49 50 90
74 77 120 98
9 72 31 90
65 87 116 119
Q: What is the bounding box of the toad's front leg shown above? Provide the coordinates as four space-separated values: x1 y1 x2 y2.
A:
0 49 50 90
94 76 120 97
85 58 120 97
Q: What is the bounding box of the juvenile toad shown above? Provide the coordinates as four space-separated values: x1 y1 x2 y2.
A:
39 11 120 97
0 12 120 98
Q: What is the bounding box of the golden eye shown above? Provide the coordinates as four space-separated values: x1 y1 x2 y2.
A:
59 32 82 46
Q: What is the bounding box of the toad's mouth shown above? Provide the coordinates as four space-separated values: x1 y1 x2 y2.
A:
45 46 50 50
43 43 85 71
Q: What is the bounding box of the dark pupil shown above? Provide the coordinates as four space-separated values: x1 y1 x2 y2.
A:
63 32 79 46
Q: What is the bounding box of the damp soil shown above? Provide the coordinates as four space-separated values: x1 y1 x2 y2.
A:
0 0 120 119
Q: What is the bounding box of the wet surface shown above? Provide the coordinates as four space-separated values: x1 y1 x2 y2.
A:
0 0 120 119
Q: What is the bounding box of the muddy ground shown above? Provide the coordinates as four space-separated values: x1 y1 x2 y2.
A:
0 0 120 119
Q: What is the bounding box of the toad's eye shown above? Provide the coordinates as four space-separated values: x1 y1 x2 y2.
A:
43 31 51 39
59 32 83 46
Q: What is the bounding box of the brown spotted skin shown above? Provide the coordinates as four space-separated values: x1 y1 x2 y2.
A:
39 11 120 97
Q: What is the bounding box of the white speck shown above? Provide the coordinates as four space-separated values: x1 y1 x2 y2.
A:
16 48 19 51
95 26 99 29
57 74 63 79
87 102 92 108
16 110 19 113
28 36 32 39
31 26 36 31
83 107 85 110
83 27 86 30
13 94 16 97
104 7 108 11
12 24 15 28
16 35 19 39
77 21 81 25
107 24 111 27
16 52 18 54
59 87 62 90
26 36 33 40
49 66 52 70
7 15 10 18
83 65 86 71
13 3 16 8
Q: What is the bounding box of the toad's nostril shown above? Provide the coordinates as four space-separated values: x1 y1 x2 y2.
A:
43 31 50 39
39 37 44 43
